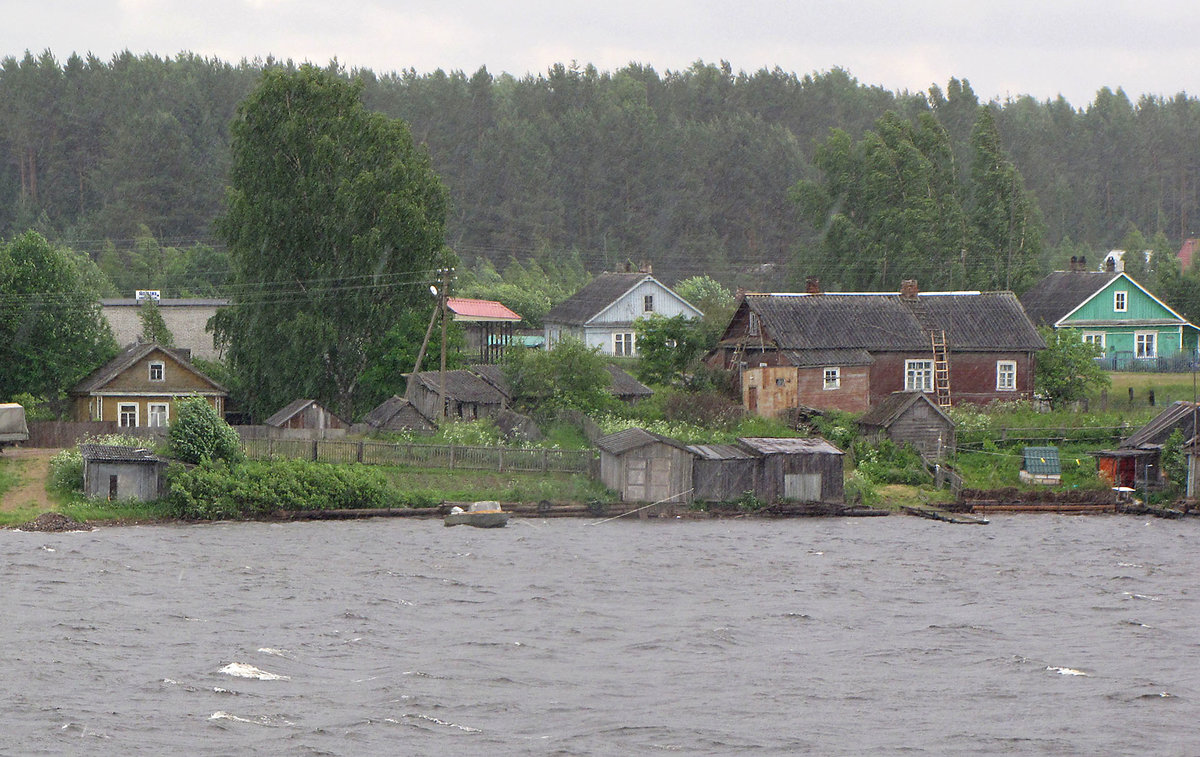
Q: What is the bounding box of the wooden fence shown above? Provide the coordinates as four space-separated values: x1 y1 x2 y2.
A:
26 421 163 449
957 425 1131 448
241 437 597 475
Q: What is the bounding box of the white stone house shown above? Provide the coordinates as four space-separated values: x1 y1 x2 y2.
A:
543 272 702 356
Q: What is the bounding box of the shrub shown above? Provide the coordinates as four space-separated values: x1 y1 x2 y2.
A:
165 458 411 519
168 395 243 464
852 439 930 485
844 470 880 507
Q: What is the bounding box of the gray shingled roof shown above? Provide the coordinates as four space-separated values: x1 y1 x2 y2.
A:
263 398 345 428
596 427 692 455
1120 401 1199 449
858 391 953 429
544 273 650 326
737 437 843 455
361 396 435 429
410 369 507 405
781 349 873 368
79 444 167 464
1018 271 1121 326
469 363 650 400
740 292 1044 352
71 342 227 394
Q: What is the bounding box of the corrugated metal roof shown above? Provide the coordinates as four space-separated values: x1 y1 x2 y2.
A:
447 297 522 322
410 369 507 405
1120 401 1199 449
740 291 1044 352
737 437 843 455
780 349 873 368
1023 446 1061 475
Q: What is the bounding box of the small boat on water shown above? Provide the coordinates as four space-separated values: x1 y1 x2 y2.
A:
444 501 510 528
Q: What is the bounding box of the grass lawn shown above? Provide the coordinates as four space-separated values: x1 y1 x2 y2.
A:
377 465 613 504
1098 372 1200 408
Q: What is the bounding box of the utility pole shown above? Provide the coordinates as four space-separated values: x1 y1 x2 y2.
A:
438 267 452 421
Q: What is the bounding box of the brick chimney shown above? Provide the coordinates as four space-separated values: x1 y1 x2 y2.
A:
1069 255 1078 272
1079 254 1087 271
1104 256 1115 273
805 276 821 294
639 261 653 274
900 279 919 299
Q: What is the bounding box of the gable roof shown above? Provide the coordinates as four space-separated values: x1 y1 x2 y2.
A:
79 443 168 464
545 273 650 326
1120 401 1199 449
263 398 345 428
468 363 652 401
446 297 522 322
596 427 692 455
858 391 953 429
732 292 1044 352
71 342 226 394
737 437 843 456
409 369 508 405
361 396 435 430
1019 271 1121 326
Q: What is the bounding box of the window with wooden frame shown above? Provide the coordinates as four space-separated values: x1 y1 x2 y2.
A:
823 367 840 390
148 402 170 427
118 403 138 428
1135 331 1156 358
148 361 165 382
996 361 1017 391
613 332 635 357
905 360 934 392
1114 290 1128 313
643 294 654 313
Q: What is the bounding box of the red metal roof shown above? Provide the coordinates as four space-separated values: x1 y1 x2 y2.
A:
446 297 521 322
1178 238 1198 272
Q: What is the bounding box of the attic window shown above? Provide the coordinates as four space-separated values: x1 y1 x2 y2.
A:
1114 290 1128 312
644 295 654 312
148 362 164 382
748 312 760 336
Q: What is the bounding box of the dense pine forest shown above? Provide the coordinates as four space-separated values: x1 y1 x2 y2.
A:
2 50 1199 290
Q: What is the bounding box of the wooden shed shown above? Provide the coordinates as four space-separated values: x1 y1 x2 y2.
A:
737 437 845 504
857 391 956 459
263 399 347 431
357 396 436 435
80 444 169 502
687 443 760 502
596 427 695 504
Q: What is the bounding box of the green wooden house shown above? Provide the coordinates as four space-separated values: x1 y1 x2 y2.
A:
1021 269 1199 368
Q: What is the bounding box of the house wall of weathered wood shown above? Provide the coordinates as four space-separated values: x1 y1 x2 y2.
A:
83 460 166 501
741 365 871 415
599 444 694 504
868 351 1035 406
692 458 760 502
862 405 956 458
754 451 844 504
407 381 502 422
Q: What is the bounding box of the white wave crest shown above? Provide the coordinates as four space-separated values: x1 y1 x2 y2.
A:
404 713 482 733
1046 666 1090 676
219 662 289 681
209 711 293 727
257 647 291 658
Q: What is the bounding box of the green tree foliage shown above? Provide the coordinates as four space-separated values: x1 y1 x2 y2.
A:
212 65 450 421
1034 327 1111 408
1160 428 1188 496
673 275 734 341
456 251 591 328
167 395 243 465
357 307 467 405
137 300 174 347
0 231 116 400
503 337 613 415
634 314 711 386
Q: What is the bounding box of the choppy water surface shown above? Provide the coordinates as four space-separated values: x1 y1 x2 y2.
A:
2 515 1198 755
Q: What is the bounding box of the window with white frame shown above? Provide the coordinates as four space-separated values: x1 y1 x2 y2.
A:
118 403 138 428
1081 332 1105 349
1135 331 1157 358
149 361 164 381
643 294 654 312
1114 290 1128 312
905 360 934 392
613 332 635 357
996 361 1017 391
148 402 170 427
823 367 841 390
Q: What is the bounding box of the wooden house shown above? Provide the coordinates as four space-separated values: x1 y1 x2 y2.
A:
544 270 702 356
80 444 169 501
737 437 845 504
1020 264 1199 369
1093 401 1198 489
712 279 1044 414
405 368 509 422
358 396 436 434
596 428 695 504
858 391 956 460
70 343 227 427
263 399 347 431
470 363 653 406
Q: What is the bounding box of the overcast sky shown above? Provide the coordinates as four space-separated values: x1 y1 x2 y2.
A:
8 1 1200 107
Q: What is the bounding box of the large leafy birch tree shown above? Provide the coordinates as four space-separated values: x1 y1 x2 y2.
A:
213 65 450 421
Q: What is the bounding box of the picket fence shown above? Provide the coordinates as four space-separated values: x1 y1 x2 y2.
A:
241 437 597 475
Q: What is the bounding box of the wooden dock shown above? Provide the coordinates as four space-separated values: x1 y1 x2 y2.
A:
901 504 988 525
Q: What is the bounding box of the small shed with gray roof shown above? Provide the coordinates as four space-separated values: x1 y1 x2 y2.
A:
687 443 760 502
80 444 170 502
264 399 347 431
737 437 845 504
596 427 695 504
858 391 955 459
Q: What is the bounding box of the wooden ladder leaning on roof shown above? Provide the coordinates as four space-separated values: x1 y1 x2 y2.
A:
931 330 951 407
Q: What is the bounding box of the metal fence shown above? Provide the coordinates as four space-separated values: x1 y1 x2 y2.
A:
241 437 597 474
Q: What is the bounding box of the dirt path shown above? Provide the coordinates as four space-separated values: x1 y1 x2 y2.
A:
0 448 59 513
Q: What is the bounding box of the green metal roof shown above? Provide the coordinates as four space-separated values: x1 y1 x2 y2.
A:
1023 446 1061 475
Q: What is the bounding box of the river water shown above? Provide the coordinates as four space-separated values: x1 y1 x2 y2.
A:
2 515 1198 756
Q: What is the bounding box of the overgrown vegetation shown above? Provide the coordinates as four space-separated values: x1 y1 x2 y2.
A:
375 465 613 504
167 395 243 465
48 432 154 494
852 439 930 486
165 458 418 520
